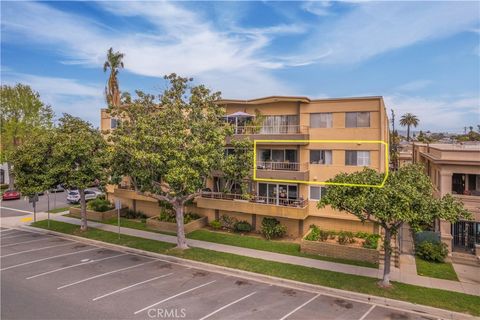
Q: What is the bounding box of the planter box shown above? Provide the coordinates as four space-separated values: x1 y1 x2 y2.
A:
301 230 379 264
69 206 127 222
146 216 207 234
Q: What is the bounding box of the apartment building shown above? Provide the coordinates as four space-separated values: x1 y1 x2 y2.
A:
412 143 480 257
102 96 389 238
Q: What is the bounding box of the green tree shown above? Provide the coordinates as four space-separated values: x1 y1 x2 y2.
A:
222 138 253 194
399 113 419 142
0 84 53 188
51 114 108 231
10 129 56 220
108 74 231 249
318 164 470 287
104 47 125 107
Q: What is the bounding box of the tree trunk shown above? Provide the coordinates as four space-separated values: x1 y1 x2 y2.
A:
7 162 14 189
381 228 392 287
79 189 88 231
406 125 410 142
174 202 188 250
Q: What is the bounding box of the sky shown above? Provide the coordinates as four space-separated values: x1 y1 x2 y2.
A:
1 1 479 133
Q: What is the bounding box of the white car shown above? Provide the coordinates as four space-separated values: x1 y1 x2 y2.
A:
66 189 103 203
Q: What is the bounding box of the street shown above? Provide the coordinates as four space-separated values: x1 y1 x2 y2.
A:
0 228 439 320
0 192 69 217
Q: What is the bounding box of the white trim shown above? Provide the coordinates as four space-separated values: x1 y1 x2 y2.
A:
1 236 55 248
358 304 376 320
1 242 75 258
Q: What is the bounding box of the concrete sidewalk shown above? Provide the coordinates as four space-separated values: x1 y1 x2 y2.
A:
8 213 480 296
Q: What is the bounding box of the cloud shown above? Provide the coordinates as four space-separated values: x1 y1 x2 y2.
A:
395 80 432 92
1 71 104 126
385 94 480 133
301 1 333 16
302 2 480 64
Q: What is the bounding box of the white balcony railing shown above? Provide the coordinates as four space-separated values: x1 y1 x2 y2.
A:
233 125 308 135
256 161 308 171
200 192 308 208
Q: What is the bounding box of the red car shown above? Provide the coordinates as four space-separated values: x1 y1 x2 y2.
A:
2 190 21 200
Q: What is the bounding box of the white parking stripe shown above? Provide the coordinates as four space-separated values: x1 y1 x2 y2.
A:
1 233 32 240
26 253 128 279
0 229 13 233
0 242 75 258
358 304 376 320
92 273 173 301
278 293 320 320
0 248 99 271
1 237 55 248
199 291 257 320
57 260 158 290
134 280 216 315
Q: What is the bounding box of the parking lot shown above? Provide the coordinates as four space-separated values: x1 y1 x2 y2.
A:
0 228 437 320
0 192 70 218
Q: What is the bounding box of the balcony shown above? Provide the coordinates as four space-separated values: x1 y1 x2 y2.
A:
255 161 309 181
196 192 309 219
229 125 309 143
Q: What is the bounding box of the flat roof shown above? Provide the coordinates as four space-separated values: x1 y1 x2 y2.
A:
217 95 384 105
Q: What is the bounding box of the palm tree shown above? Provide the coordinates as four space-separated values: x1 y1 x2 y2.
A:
399 113 419 142
469 126 473 133
103 47 125 107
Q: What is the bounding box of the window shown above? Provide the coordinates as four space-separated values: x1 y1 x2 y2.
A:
345 112 370 128
310 113 332 128
110 118 119 129
310 150 332 164
261 115 299 133
224 148 235 157
310 186 327 201
345 151 370 166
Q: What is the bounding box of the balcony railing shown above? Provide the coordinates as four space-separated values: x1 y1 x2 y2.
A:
200 192 308 208
256 161 308 171
233 125 308 135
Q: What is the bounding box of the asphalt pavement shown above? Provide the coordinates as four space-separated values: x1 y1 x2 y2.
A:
0 192 70 217
0 228 441 320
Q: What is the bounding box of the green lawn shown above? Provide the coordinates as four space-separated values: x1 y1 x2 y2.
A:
415 257 459 281
48 206 71 213
188 229 378 268
31 220 480 316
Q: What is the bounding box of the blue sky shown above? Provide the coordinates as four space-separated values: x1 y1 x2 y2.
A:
1 1 479 132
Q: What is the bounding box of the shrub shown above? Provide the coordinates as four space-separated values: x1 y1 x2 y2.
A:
220 215 238 229
318 230 331 242
184 212 200 224
305 225 320 241
355 232 369 239
209 219 221 230
86 199 113 212
122 209 147 220
416 241 448 262
260 217 287 240
362 234 380 249
233 220 252 233
157 211 200 224
337 231 355 245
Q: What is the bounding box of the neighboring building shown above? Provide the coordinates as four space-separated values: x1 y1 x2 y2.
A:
397 142 413 167
0 163 10 186
413 142 480 257
102 96 389 238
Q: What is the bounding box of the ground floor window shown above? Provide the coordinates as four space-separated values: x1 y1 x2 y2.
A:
452 221 480 254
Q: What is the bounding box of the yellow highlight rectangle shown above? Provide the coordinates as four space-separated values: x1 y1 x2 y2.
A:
253 140 389 188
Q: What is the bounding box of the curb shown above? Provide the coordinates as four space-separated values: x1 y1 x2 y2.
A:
21 225 478 320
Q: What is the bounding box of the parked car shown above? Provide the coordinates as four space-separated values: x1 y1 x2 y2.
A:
2 190 21 200
49 184 65 193
66 189 103 204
